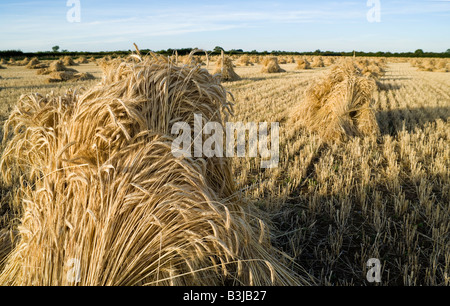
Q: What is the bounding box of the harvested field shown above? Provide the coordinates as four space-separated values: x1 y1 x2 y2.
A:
0 56 449 286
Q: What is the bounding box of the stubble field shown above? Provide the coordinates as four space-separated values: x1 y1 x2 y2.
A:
0 57 448 285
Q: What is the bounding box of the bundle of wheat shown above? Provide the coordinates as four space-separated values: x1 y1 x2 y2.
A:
0 59 6 65
287 56 296 64
290 59 379 142
0 90 79 185
437 63 450 72
0 229 17 272
75 72 96 81
0 131 304 286
16 58 30 66
35 60 93 83
73 51 233 198
418 59 450 72
311 57 325 68
61 56 78 66
251 56 261 64
236 55 253 66
261 57 285 73
260 57 271 67
76 56 89 64
323 57 335 67
360 62 384 80
0 51 307 286
7 58 16 66
25 57 38 69
200 55 208 65
46 71 95 83
36 60 70 75
182 55 204 66
296 58 311 70
415 59 435 72
355 59 387 80
411 59 422 69
213 53 241 81
26 57 48 70
46 71 76 82
363 64 384 79
434 60 446 70
278 57 287 64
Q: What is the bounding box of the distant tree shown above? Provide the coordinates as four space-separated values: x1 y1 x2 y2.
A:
414 49 424 56
61 49 68 53
213 46 224 53
446 49 450 54
52 46 60 52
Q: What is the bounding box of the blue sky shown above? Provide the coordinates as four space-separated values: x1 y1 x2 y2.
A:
0 0 449 52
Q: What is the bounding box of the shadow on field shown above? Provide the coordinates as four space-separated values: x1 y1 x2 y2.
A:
267 139 449 285
381 76 412 81
244 73 292 82
271 170 449 286
0 77 21 80
2 80 99 92
376 106 450 136
377 82 403 91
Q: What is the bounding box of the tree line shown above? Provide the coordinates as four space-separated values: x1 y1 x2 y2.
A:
1 47 449 59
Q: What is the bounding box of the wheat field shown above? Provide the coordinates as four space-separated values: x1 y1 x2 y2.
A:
0 56 449 285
